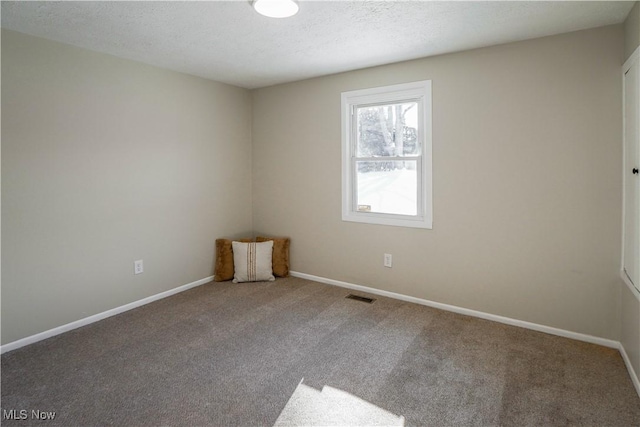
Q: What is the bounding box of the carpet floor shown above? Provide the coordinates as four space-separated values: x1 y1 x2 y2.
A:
273 379 405 426
1 276 639 426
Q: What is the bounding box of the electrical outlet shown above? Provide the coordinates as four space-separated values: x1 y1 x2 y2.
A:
134 259 144 275
384 253 392 268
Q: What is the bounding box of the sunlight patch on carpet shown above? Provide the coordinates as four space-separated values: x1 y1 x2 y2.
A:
274 379 405 426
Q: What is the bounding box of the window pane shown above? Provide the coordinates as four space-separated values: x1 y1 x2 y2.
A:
356 102 419 158
356 160 417 216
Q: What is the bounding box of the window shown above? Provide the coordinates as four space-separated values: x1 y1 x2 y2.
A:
341 80 432 229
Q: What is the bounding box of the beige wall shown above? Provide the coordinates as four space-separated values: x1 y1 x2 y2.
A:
625 2 640 62
622 2 640 382
1 30 253 344
252 25 624 339
1 23 632 349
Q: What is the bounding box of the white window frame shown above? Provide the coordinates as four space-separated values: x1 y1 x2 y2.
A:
341 80 433 229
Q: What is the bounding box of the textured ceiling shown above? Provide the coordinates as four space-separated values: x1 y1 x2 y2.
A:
1 1 634 89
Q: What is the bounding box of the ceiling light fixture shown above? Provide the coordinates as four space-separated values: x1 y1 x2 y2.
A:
253 0 299 18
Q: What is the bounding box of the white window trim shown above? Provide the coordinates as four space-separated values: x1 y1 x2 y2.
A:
341 80 433 229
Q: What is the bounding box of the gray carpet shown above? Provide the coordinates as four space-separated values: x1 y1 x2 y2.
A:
273 380 404 426
1 276 639 426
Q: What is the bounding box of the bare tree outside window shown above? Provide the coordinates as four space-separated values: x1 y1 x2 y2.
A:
341 80 432 229
355 102 419 215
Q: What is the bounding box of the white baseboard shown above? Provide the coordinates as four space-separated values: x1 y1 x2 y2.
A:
0 276 214 355
291 271 640 398
3 271 638 399
290 271 619 348
619 342 640 398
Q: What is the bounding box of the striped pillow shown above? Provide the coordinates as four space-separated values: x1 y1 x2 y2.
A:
232 241 275 283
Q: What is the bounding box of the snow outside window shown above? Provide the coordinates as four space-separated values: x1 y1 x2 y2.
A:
341 80 432 229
